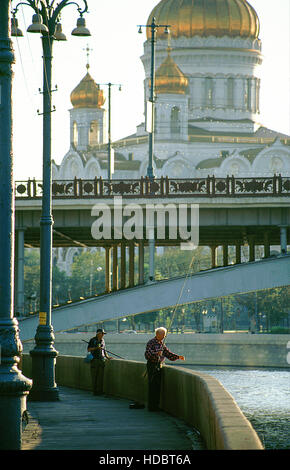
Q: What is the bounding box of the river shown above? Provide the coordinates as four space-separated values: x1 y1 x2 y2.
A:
186 366 290 449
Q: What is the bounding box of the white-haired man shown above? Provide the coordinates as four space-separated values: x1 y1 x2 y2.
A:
145 327 185 411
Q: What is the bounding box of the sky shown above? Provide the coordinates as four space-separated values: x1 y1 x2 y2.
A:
11 0 290 180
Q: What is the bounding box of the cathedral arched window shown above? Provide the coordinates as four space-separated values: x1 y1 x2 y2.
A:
73 121 78 147
205 78 213 106
244 79 252 111
170 107 181 136
89 120 99 146
227 78 234 107
256 79 260 113
247 79 253 111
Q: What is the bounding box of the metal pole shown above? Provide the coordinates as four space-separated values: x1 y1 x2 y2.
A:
279 225 287 255
220 298 224 333
29 34 59 401
108 82 111 180
120 243 126 289
138 18 169 179
147 19 156 180
148 228 155 282
138 241 144 284
15 228 25 316
0 0 32 449
105 246 112 293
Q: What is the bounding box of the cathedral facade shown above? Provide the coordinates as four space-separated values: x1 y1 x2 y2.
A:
52 0 290 182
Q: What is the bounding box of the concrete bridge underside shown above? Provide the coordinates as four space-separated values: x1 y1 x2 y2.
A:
16 203 290 247
15 197 289 319
19 255 290 342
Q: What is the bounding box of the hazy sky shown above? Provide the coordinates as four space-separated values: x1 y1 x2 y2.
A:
11 0 290 180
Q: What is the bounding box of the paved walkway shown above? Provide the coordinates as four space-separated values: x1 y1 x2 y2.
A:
22 386 204 451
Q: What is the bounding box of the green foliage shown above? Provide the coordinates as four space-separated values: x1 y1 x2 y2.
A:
69 250 105 300
269 327 290 334
155 246 210 279
24 249 40 311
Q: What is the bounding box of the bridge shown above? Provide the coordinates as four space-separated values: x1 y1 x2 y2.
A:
15 176 290 316
19 254 290 342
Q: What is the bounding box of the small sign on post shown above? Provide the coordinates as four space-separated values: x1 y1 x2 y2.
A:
39 312 47 325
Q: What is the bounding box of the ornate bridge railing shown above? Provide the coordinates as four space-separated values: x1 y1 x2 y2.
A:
15 175 290 199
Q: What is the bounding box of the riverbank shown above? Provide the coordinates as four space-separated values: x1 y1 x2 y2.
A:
22 332 290 368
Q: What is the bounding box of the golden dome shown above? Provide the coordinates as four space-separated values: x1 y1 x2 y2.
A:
155 48 188 94
147 0 260 40
70 66 105 109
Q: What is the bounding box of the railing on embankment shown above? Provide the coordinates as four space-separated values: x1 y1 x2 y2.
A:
21 354 263 450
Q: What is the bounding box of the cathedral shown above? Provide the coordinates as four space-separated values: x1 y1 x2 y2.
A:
52 0 290 182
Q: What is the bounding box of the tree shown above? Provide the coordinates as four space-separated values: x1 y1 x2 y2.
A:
52 266 70 306
24 249 40 312
69 250 106 300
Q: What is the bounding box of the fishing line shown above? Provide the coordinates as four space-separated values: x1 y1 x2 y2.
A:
163 251 196 348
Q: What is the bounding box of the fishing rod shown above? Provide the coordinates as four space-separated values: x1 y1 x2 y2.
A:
82 339 125 360
163 253 196 348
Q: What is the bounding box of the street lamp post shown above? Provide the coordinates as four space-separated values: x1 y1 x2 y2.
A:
11 0 91 401
138 17 170 180
0 0 32 450
138 18 169 283
103 82 121 180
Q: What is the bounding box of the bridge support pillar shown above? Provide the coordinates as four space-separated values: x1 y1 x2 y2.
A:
264 232 270 258
279 225 288 255
210 245 217 268
148 238 155 281
15 228 26 316
112 245 119 290
249 236 255 262
105 247 112 293
223 244 228 267
138 241 144 284
120 243 126 289
129 243 135 287
235 242 241 264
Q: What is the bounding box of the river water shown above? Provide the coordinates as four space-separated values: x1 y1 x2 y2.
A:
186 366 290 449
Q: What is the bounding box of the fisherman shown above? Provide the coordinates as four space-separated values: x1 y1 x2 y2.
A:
87 328 111 395
144 327 185 411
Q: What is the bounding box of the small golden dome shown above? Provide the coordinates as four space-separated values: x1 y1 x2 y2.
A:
70 66 105 109
147 0 260 40
154 48 188 94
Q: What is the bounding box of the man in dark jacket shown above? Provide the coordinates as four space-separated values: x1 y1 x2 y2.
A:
88 328 110 395
145 327 185 411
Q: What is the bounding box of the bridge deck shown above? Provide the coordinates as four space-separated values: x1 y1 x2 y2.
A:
22 386 203 451
19 255 290 342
